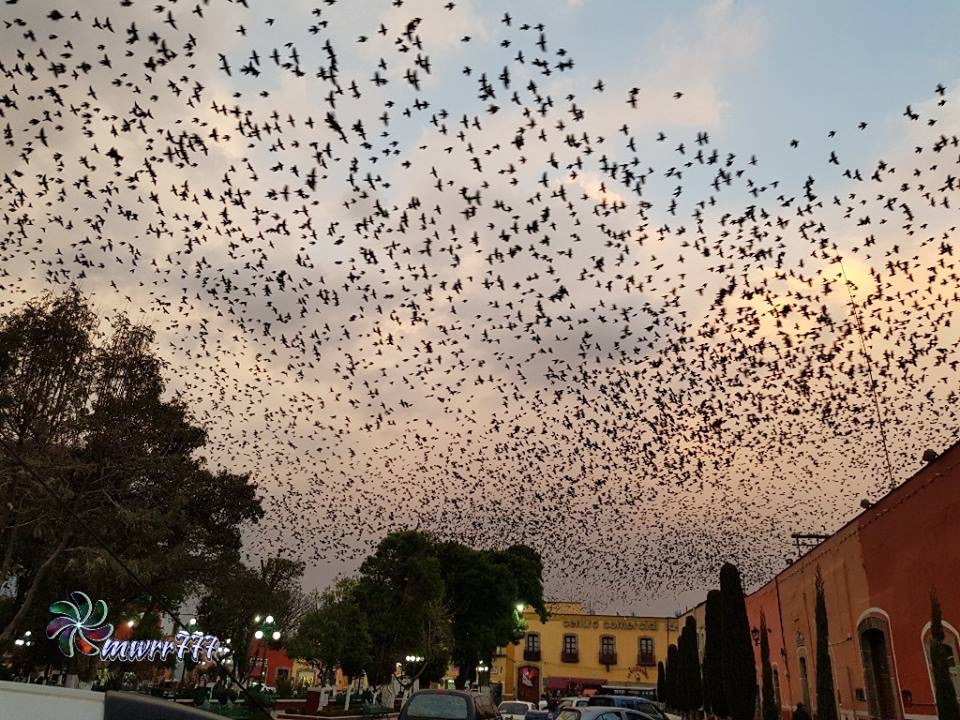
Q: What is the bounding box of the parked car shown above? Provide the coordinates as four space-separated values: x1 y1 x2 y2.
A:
586 696 663 720
401 689 501 720
557 698 590 710
526 710 551 720
555 706 656 720
499 701 536 720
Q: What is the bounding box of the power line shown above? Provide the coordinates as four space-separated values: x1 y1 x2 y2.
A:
837 257 896 491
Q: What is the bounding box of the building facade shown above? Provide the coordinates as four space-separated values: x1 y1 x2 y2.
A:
685 440 960 720
494 602 678 702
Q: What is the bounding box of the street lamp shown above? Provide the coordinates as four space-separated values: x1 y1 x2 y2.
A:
249 613 280 687
476 663 490 688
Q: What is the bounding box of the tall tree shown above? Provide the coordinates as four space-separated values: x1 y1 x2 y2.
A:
438 541 546 688
703 589 728 718
658 661 667 707
682 615 704 718
677 625 691 715
720 563 756 720
760 610 778 720
286 579 372 684
814 568 837 720
666 642 680 712
355 531 452 687
0 292 264 652
929 589 960 720
197 557 306 681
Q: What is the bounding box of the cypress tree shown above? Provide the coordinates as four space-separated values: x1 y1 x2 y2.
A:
684 615 704 717
930 589 960 720
704 589 728 718
760 610 778 720
720 562 756 720
814 567 838 720
658 661 667 707
677 628 690 715
667 643 680 712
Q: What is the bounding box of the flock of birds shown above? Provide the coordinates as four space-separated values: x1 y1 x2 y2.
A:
0 0 958 610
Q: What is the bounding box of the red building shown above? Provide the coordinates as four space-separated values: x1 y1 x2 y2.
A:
742 440 960 720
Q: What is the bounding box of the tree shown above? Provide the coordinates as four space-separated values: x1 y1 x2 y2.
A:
703 589 727 718
437 541 547 688
0 292 264 655
681 616 703 718
760 610 778 720
666 642 680 712
929 589 960 720
286 578 372 684
720 563 756 720
197 557 306 682
814 568 837 720
355 531 452 687
658 661 667 707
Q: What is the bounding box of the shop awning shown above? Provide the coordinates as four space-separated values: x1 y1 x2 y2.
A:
545 677 606 690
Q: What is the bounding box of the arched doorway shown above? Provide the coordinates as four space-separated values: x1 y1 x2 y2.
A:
859 616 902 720
517 666 540 704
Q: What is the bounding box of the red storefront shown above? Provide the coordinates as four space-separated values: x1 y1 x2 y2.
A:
740 440 960 720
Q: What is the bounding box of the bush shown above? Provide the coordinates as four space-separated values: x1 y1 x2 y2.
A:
277 676 294 699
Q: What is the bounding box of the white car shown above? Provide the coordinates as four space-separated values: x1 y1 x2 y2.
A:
499 700 536 720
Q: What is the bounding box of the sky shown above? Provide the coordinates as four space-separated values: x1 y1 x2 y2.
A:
1 0 959 615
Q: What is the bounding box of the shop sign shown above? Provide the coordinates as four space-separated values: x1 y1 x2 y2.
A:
560 617 661 631
46 591 220 662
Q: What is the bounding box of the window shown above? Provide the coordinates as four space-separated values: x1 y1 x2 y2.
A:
524 632 541 661
600 635 617 665
772 667 782 709
276 667 290 682
596 713 622 720
638 637 655 666
562 634 579 662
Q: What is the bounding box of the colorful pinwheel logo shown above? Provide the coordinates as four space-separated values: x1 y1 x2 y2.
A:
46 591 114 658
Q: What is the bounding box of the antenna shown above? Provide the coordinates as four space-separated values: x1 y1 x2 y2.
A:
837 257 896 491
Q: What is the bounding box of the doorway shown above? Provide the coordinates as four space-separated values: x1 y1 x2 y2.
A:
517 666 540 704
859 616 902 720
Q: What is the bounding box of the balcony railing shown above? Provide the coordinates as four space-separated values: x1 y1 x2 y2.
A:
599 652 617 666
561 650 579 663
638 653 656 667
523 648 541 661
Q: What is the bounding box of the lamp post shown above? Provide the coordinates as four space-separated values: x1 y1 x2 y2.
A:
476 662 490 689
250 614 280 688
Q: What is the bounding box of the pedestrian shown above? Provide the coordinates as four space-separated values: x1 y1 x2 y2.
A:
793 703 812 720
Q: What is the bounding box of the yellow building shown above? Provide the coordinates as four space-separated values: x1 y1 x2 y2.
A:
493 602 679 702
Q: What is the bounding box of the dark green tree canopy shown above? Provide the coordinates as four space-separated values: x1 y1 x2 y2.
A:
0 291 264 654
760 610 779 720
929 588 960 720
814 567 838 720
720 562 757 720
703 588 728 717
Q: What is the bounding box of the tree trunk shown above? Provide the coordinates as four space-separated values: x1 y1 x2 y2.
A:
0 531 70 646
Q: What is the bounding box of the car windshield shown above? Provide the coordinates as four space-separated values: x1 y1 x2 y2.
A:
501 703 531 714
557 711 581 720
407 694 470 720
587 697 616 706
637 704 667 720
